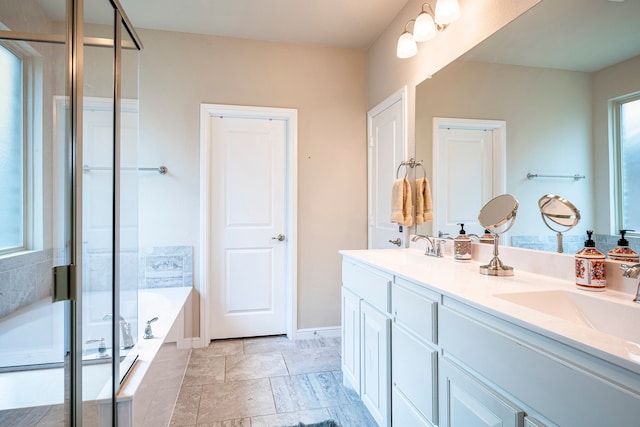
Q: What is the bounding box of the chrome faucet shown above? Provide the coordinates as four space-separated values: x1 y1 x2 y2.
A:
103 314 135 349
411 234 446 257
620 264 640 303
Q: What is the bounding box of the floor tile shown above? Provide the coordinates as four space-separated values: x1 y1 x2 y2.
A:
205 339 244 356
197 418 251 427
251 408 331 427
225 353 288 382
243 335 298 354
182 354 225 386
331 371 360 403
170 385 202 427
270 372 349 413
282 348 341 375
197 378 276 422
326 403 378 427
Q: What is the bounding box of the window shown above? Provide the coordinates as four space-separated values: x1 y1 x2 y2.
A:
613 94 640 233
0 44 25 254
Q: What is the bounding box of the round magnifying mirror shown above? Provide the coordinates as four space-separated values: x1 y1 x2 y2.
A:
477 194 519 276
478 194 519 233
538 194 580 253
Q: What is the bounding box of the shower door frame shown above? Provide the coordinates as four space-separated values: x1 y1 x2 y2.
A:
0 0 142 424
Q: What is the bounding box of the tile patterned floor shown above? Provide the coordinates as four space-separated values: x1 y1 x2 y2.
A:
169 336 377 427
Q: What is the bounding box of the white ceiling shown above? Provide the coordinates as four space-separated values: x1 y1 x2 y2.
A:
115 0 409 49
461 0 640 73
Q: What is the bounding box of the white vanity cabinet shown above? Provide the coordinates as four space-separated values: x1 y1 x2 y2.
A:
391 278 439 427
341 260 392 427
439 297 640 427
340 251 640 427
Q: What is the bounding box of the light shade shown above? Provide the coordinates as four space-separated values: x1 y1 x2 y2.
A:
396 31 417 58
435 0 461 25
413 11 437 42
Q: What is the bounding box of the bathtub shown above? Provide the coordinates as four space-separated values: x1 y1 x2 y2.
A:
0 286 192 421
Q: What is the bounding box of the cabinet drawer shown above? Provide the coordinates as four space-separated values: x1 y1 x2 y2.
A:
342 260 391 313
392 324 438 425
440 358 524 427
392 278 438 344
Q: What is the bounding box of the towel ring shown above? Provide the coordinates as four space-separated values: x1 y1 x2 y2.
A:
417 162 427 180
396 163 409 179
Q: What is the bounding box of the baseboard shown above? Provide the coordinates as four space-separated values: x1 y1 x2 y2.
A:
177 337 199 349
294 326 341 340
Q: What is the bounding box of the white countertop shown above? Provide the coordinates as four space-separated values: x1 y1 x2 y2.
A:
340 248 640 376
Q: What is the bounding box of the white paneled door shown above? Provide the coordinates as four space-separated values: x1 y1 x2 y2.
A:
433 118 506 238
368 88 407 249
209 115 288 339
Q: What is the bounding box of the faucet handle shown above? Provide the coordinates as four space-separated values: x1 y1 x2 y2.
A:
144 317 158 340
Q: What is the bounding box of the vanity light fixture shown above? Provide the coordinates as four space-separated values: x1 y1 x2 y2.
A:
397 0 461 59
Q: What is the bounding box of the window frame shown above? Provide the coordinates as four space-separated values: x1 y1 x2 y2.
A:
0 40 42 256
610 91 640 237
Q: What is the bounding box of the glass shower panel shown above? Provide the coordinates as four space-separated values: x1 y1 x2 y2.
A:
0 0 71 424
118 21 141 381
82 0 115 423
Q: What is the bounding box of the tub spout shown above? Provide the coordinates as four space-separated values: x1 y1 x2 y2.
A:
103 313 135 349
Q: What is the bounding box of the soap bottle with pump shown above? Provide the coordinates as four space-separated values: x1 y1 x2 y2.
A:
575 230 606 291
479 229 494 245
454 223 472 262
608 229 639 262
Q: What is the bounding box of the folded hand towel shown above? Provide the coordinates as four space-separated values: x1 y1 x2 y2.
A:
415 179 425 225
415 178 433 223
390 178 413 226
423 178 433 222
390 179 405 223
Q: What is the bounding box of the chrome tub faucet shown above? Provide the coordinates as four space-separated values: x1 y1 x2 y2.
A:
103 313 135 349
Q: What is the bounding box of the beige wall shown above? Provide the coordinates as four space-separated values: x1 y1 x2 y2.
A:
136 29 368 335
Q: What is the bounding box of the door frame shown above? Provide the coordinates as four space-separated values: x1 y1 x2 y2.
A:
367 86 408 248
199 104 298 346
432 117 507 236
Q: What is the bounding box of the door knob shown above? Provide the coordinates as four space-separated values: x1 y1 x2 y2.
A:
272 234 285 242
388 238 401 247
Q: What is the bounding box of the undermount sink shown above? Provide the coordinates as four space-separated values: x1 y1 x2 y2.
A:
494 289 640 343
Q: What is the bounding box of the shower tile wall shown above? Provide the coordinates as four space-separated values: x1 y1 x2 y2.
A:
0 246 192 319
139 246 193 289
84 246 193 292
0 249 59 319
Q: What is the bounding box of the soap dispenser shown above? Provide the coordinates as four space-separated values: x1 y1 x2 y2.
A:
575 230 606 291
608 229 639 262
454 223 472 261
479 229 494 245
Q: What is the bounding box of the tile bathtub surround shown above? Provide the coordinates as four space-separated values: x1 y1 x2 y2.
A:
170 336 376 427
140 246 193 289
0 249 54 319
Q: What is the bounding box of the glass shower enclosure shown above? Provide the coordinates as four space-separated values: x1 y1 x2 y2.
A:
0 0 142 425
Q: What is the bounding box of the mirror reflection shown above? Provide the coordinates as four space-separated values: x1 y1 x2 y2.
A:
538 194 581 253
415 0 640 253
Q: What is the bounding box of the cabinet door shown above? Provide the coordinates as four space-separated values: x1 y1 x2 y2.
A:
360 301 391 427
392 324 438 425
440 359 524 427
341 287 361 393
